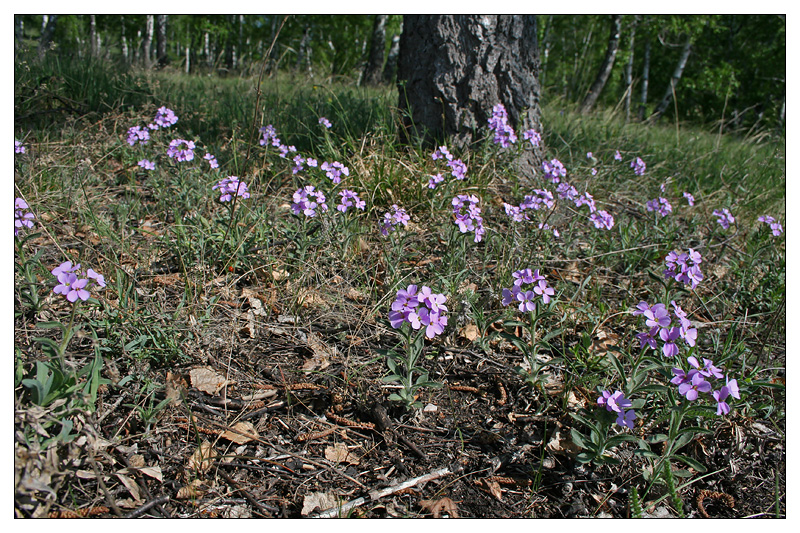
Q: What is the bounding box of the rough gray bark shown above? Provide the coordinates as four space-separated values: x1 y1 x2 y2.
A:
156 15 168 68
580 15 622 114
397 15 544 180
362 15 388 86
38 15 58 58
637 38 650 121
651 35 692 120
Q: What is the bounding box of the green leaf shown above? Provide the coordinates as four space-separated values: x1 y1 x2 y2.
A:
671 454 708 473
37 321 67 331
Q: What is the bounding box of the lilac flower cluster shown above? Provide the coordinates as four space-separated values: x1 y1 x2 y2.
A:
321 161 349 184
258 125 296 158
15 198 35 236
683 192 695 206
127 126 150 146
758 215 783 237
151 106 178 129
487 103 517 148
15 140 26 154
318 117 332 128
542 158 567 184
167 139 195 162
204 153 219 169
388 285 448 339
664 249 704 289
451 194 485 242
138 159 155 170
597 390 637 429
671 357 740 415
713 208 735 230
501 269 554 313
213 176 250 202
427 173 445 189
432 146 467 180
646 196 673 218
291 155 318 175
633 300 697 358
51 261 105 303
522 129 541 148
337 189 366 213
291 185 327 217
589 210 615 230
631 157 646 176
381 204 410 235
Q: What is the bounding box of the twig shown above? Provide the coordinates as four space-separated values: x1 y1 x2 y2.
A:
310 467 453 518
217 468 276 517
123 496 170 519
89 455 124 518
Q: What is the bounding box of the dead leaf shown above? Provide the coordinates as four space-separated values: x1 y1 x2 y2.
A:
189 366 232 395
186 440 217 474
115 473 141 503
476 478 504 501
220 421 259 445
297 288 327 308
546 427 582 456
271 268 290 281
165 371 187 404
301 491 339 516
324 442 360 465
239 309 257 338
176 479 209 500
303 331 334 372
420 497 460 518
460 323 481 341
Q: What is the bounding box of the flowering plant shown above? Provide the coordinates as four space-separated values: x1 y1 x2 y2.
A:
213 176 250 202
384 285 447 409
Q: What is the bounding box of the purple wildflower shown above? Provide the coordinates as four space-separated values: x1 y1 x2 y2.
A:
167 139 195 162
204 153 219 169
522 129 541 147
321 161 350 184
678 372 712 401
616 409 637 429
138 159 155 170
428 173 445 189
381 204 410 235
574 191 596 212
291 185 327 217
683 192 695 206
631 157 646 176
758 215 783 237
713 208 735 230
15 140 26 154
213 176 250 202
447 158 467 180
712 387 731 416
318 117 332 128
542 159 567 184
590 210 614 230
337 189 366 213
432 146 453 161
152 106 178 129
126 126 150 146
487 103 517 148
452 194 485 242
14 198 35 236
389 285 447 338
614 150 622 161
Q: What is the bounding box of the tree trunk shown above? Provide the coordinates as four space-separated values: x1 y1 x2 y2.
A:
142 15 154 68
382 30 401 84
121 16 129 64
15 16 24 49
156 15 168 68
637 38 650 121
623 18 637 121
397 15 544 180
579 15 622 114
89 15 98 58
38 15 58 58
295 25 312 76
651 34 692 120
362 15 388 86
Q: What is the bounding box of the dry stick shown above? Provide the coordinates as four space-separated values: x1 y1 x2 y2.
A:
216 468 275 517
124 496 171 519
310 467 453 518
89 455 124 518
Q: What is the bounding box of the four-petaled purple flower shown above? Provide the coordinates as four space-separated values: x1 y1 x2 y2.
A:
683 192 695 206
488 103 517 148
542 159 567 184
152 106 178 129
51 262 105 303
337 189 366 213
522 129 541 147
213 176 250 202
318 117 332 128
389 284 448 339
138 159 155 170
381 204 410 235
167 139 195 162
758 215 783 237
291 185 327 217
678 372 712 401
204 153 219 169
126 126 150 146
15 140 26 154
14 197 35 236
501 269 555 313
631 157 646 175
321 161 350 184
713 208 735 230
451 194 485 242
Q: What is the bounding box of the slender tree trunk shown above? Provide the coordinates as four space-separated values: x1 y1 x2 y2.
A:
397 15 544 181
540 15 553 87
580 15 622 114
382 29 401 84
156 15 168 68
623 18 638 121
362 15 388 86
38 15 58 58
142 15 154 68
638 38 650 121
295 25 312 76
15 16 24 50
89 15 97 58
204 32 211 68
651 34 692 120
121 16 129 64
185 43 190 74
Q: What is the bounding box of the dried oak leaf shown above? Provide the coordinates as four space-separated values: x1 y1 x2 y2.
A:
324 442 360 465
186 440 217 474
220 421 259 445
419 497 460 518
301 491 339 516
189 366 232 395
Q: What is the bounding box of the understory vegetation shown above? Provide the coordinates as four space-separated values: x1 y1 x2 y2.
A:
14 57 785 518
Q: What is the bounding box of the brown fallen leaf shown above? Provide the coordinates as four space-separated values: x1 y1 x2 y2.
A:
220 421 259 445
324 442 360 465
301 491 339 516
419 497 460 518
186 440 217 474
303 331 334 372
189 366 232 395
176 479 209 500
460 323 481 342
